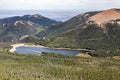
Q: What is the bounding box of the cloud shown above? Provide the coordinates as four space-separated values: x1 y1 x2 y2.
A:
83 0 120 10
0 0 120 10
0 0 84 10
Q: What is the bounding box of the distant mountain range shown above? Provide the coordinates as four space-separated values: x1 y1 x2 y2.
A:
0 14 57 42
0 10 87 21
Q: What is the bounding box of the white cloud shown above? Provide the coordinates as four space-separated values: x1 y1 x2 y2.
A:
0 0 84 10
0 0 120 10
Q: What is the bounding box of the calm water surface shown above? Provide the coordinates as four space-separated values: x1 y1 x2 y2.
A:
16 46 87 56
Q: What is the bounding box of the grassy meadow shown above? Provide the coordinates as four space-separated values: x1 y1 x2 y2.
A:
0 44 120 80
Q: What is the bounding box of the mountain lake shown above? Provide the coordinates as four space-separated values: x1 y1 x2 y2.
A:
16 46 88 56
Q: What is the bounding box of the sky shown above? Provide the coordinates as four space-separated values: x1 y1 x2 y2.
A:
0 0 120 10
0 0 120 21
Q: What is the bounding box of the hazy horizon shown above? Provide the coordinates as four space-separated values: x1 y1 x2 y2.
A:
0 8 118 21
0 9 93 21
0 0 120 21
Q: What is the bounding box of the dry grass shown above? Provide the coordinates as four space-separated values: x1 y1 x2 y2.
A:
113 56 120 60
76 53 91 58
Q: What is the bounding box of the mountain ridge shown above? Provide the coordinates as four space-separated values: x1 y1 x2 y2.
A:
0 14 57 26
89 8 120 25
35 8 120 49
38 8 120 38
0 14 58 42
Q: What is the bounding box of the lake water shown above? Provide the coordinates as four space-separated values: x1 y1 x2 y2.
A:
16 46 87 56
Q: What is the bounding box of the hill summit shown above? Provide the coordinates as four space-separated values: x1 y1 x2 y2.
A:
36 8 120 49
0 14 57 42
89 9 120 25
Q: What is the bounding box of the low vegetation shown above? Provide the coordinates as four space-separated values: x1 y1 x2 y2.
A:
0 44 120 80
89 49 120 57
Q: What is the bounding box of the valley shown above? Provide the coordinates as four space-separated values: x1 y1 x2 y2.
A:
0 8 120 80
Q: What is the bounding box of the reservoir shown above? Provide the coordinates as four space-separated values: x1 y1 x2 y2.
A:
16 46 88 56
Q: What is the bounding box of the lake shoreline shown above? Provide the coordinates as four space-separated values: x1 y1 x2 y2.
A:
9 43 46 53
9 43 94 53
